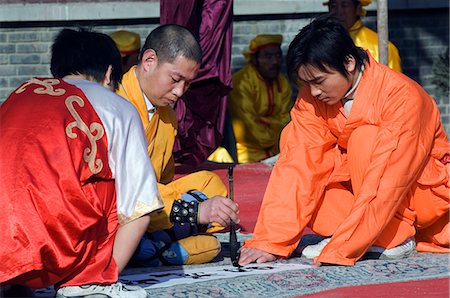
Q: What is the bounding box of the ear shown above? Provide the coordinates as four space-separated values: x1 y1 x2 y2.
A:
102 65 113 90
345 55 356 73
140 48 158 72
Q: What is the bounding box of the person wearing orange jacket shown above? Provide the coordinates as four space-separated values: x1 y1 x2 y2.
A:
325 0 402 72
239 14 449 267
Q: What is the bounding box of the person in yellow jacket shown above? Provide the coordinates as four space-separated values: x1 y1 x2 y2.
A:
228 34 293 163
239 15 448 267
117 24 239 266
325 0 402 72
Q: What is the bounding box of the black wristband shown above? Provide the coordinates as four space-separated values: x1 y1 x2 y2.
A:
170 199 199 226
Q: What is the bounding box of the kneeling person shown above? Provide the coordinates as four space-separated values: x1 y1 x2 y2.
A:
239 15 449 267
0 28 163 297
117 24 240 267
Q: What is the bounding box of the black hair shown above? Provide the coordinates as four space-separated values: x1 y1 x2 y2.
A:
328 0 360 8
50 28 122 90
286 14 368 84
139 24 202 65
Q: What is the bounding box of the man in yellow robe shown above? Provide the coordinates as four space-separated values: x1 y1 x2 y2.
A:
239 14 448 267
228 34 293 163
326 0 402 72
117 24 239 266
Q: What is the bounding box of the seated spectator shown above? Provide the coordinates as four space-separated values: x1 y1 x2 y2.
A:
0 28 160 297
325 0 402 71
227 34 293 163
111 30 141 74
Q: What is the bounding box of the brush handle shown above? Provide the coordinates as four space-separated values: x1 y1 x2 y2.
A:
228 166 240 266
229 222 239 266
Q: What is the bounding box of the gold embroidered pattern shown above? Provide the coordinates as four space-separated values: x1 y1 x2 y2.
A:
65 95 104 174
118 194 164 226
15 78 65 96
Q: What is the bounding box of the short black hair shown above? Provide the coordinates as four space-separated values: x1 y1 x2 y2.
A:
50 28 122 90
139 24 202 65
286 14 367 84
328 0 360 8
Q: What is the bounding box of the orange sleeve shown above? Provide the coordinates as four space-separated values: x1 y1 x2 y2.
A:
317 80 440 265
244 87 339 257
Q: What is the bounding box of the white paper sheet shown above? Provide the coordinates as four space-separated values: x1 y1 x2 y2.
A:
120 262 312 289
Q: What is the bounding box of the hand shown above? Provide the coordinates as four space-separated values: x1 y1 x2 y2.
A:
238 247 276 266
197 195 239 226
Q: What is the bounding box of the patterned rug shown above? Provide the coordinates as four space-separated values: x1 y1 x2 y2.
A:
133 253 449 297
34 232 450 297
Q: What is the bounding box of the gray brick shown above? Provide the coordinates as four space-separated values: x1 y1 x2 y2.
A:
40 31 59 42
0 34 6 43
0 44 15 54
18 66 49 76
0 78 7 89
234 23 258 35
233 35 252 47
17 43 49 54
10 54 40 64
10 77 33 89
0 88 11 103
0 55 7 65
9 32 39 42
0 66 17 76
41 54 51 64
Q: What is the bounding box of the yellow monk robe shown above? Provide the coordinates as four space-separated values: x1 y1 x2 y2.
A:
117 66 227 232
350 19 402 72
228 64 293 163
244 54 449 266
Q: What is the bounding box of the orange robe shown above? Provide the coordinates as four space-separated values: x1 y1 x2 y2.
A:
117 67 227 232
244 54 449 266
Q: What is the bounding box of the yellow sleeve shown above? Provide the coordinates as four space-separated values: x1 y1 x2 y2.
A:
388 41 402 72
229 69 289 149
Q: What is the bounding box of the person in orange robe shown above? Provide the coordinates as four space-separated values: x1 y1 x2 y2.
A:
117 24 239 266
0 28 164 297
239 14 449 267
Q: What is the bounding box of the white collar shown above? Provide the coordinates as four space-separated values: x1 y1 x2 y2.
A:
143 93 156 114
343 65 364 100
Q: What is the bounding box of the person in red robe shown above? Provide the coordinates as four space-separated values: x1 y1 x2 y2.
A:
0 28 164 297
239 14 449 267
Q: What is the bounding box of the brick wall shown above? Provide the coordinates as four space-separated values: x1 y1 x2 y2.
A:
0 8 449 133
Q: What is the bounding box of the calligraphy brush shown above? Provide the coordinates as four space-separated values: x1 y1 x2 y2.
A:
228 166 240 267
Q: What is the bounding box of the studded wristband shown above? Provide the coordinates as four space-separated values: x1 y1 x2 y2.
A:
170 199 199 226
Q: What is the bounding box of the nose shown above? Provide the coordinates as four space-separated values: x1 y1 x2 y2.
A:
269 54 282 65
172 81 187 98
310 84 322 98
